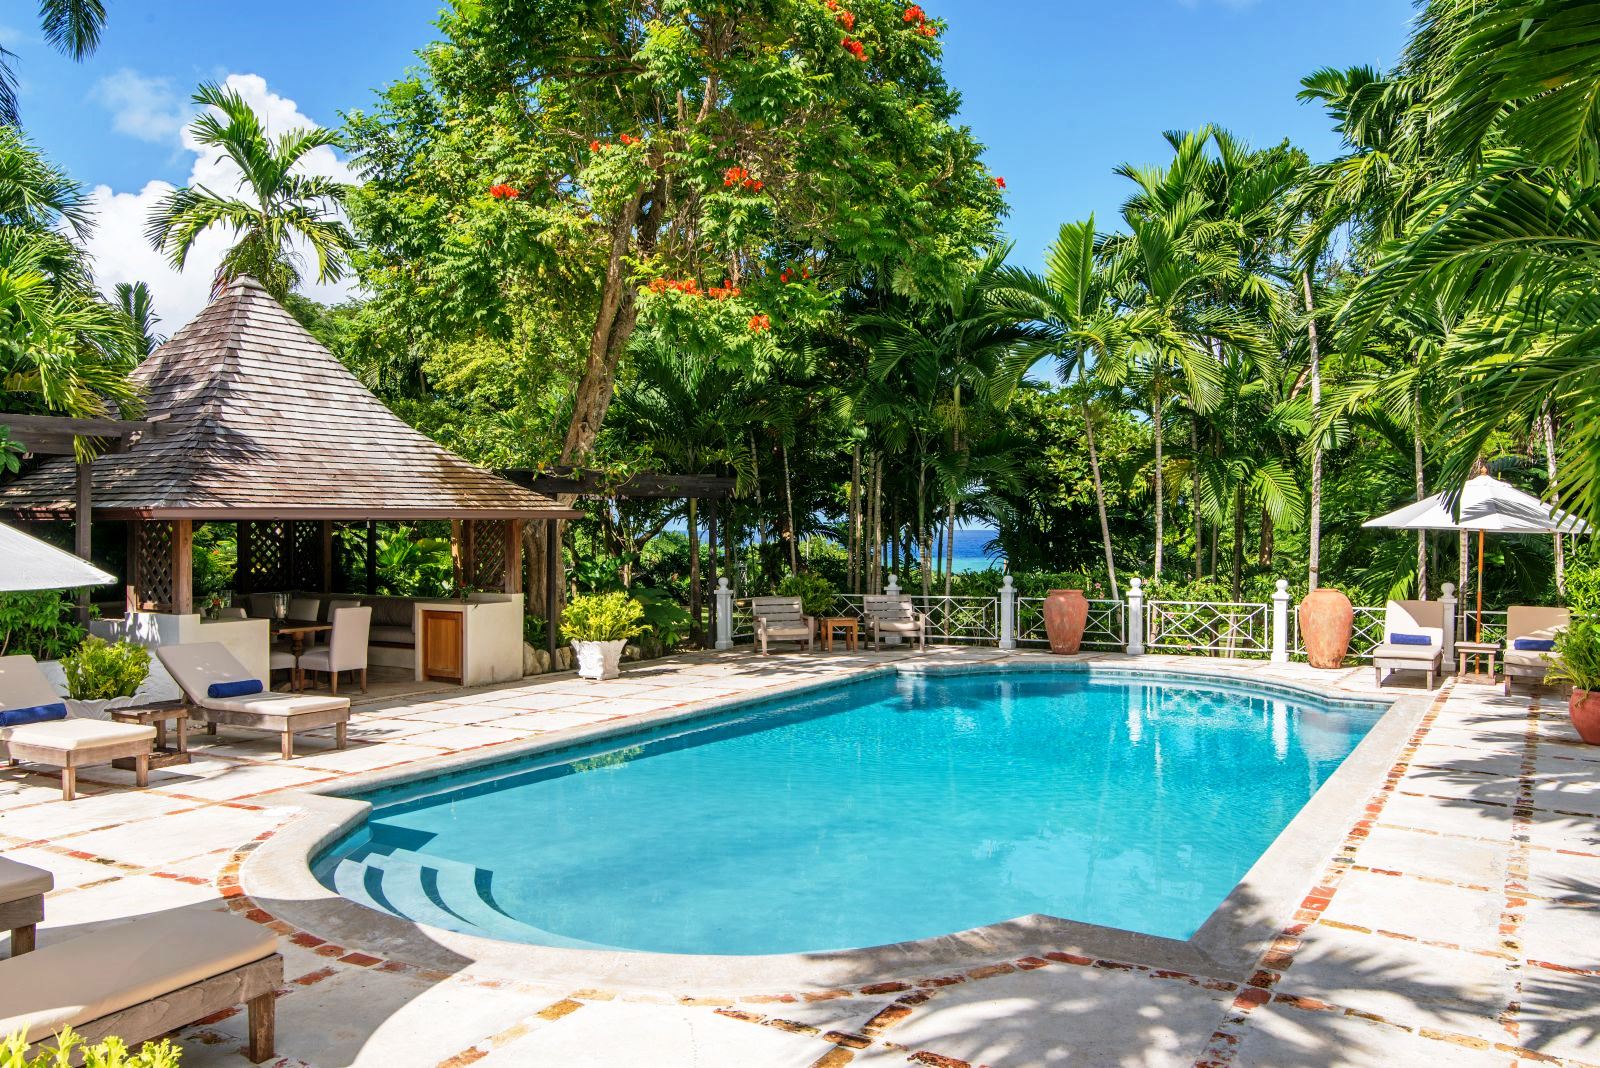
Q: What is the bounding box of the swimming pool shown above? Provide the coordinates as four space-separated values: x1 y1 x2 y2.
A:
314 668 1386 956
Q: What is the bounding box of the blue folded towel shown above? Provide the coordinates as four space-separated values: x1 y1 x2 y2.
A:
0 701 68 728
1514 638 1555 651
207 679 263 699
1388 633 1432 646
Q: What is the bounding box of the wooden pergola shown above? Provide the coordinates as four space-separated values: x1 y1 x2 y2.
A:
0 277 578 650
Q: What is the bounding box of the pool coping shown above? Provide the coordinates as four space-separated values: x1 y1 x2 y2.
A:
240 655 1430 994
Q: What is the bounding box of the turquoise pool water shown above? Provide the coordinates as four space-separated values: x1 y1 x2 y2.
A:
315 669 1384 955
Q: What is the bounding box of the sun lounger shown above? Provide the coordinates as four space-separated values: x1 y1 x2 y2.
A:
0 856 51 957
1372 599 1445 689
1503 605 1570 696
752 597 815 654
863 595 928 652
0 910 283 1062
158 643 350 759
0 655 156 800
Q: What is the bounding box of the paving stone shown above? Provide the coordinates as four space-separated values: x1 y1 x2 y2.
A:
879 963 1230 1067
468 1000 832 1067
1320 869 1502 951
1271 923 1515 1042
1518 895 1600 971
1375 790 1517 843
399 724 528 750
1349 825 1505 887
1514 963 1600 1063
341 716 455 741
0 789 196 840
1231 1001 1507 1067
293 741 452 773
0 845 128 888
64 804 285 867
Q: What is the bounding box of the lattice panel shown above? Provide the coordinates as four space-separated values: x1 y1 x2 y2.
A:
288 521 323 591
468 520 508 590
132 521 174 610
243 521 288 591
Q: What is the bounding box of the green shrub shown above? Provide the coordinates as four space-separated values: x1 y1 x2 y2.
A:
631 586 691 647
62 637 151 700
523 614 548 648
1548 618 1600 692
776 572 837 616
561 591 647 643
0 590 85 660
1 1028 180 1067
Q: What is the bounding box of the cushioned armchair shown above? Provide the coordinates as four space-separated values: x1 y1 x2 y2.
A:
863 595 928 652
1503 606 1569 696
752 597 814 654
1372 599 1445 689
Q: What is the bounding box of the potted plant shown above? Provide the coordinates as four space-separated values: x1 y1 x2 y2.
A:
61 637 151 719
562 591 647 681
1548 619 1600 744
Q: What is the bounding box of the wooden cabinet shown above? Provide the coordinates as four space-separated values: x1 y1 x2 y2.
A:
421 610 464 683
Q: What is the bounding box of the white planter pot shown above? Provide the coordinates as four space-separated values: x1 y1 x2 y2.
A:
572 639 627 681
64 695 136 721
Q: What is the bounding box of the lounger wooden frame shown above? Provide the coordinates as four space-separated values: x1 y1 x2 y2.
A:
0 894 42 956
4 735 150 801
182 697 348 760
53 953 283 1064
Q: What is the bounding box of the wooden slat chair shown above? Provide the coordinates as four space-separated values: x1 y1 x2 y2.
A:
1503 606 1569 696
863 595 928 652
1372 599 1445 689
752 597 815 655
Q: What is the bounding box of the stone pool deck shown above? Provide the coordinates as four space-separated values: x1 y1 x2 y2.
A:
1 648 1597 1067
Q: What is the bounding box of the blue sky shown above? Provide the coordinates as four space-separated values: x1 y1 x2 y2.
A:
5 0 1413 327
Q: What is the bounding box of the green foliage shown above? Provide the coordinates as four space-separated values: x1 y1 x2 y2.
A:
522 614 548 649
1548 619 1600 693
62 637 151 701
561 591 647 643
630 586 691 647
1 1028 180 1068
776 572 838 617
192 524 237 598
0 590 85 660
374 526 453 598
1565 551 1600 616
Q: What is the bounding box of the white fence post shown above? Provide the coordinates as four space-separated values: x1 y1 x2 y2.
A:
1126 577 1144 656
1440 581 1457 671
714 578 733 650
1271 579 1291 663
884 573 902 644
999 575 1016 650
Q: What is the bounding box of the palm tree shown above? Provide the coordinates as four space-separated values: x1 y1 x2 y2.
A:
114 281 163 358
0 1 108 126
146 82 355 301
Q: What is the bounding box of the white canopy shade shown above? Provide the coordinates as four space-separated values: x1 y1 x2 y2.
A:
1363 475 1591 535
0 520 116 592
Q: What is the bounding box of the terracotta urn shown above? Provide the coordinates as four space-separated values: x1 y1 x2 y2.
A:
1043 589 1090 655
1298 587 1353 669
1570 690 1600 745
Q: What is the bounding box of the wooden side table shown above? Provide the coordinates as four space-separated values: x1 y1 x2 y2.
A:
111 700 192 768
821 616 859 652
1455 641 1500 684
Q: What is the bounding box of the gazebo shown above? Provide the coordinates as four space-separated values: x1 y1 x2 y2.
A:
0 277 578 676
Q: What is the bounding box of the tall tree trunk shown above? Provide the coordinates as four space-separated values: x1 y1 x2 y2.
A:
1303 273 1323 591
781 440 798 574
892 497 902 579
1258 508 1273 568
1192 416 1204 581
870 455 883 592
1544 403 1566 595
1152 389 1165 580
688 497 701 645
1413 389 1428 598
1231 483 1245 601
561 192 644 464
1081 391 1120 600
849 443 862 594
943 498 956 598
918 464 932 602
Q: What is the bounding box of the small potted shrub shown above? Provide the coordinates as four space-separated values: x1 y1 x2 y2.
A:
61 637 151 719
562 591 647 681
1548 619 1600 744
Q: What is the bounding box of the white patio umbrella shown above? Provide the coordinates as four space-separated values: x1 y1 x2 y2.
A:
0 520 116 592
1363 474 1591 641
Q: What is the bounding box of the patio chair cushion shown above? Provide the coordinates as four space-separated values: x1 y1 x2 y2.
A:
0 702 67 728
0 910 276 1044
204 691 348 718
760 623 811 639
1505 647 1556 669
0 718 156 751
0 856 52 903
873 620 922 633
1513 637 1556 651
207 679 263 699
1372 643 1442 662
1388 633 1432 646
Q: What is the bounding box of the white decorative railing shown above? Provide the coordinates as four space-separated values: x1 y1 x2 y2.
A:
1460 609 1508 647
727 591 998 645
1016 597 1126 649
1293 605 1387 662
1145 600 1271 657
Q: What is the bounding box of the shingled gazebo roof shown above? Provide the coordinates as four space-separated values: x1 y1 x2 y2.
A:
0 277 577 521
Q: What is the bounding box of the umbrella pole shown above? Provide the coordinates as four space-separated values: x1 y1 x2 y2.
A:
1476 529 1484 644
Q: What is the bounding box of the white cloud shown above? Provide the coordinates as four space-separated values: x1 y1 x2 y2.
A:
83 72 359 332
91 69 188 144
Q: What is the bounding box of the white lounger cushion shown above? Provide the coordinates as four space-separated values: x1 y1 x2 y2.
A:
1371 643 1443 662
0 856 52 902
1 718 156 750
0 910 276 1043
159 642 347 717
1505 647 1557 669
